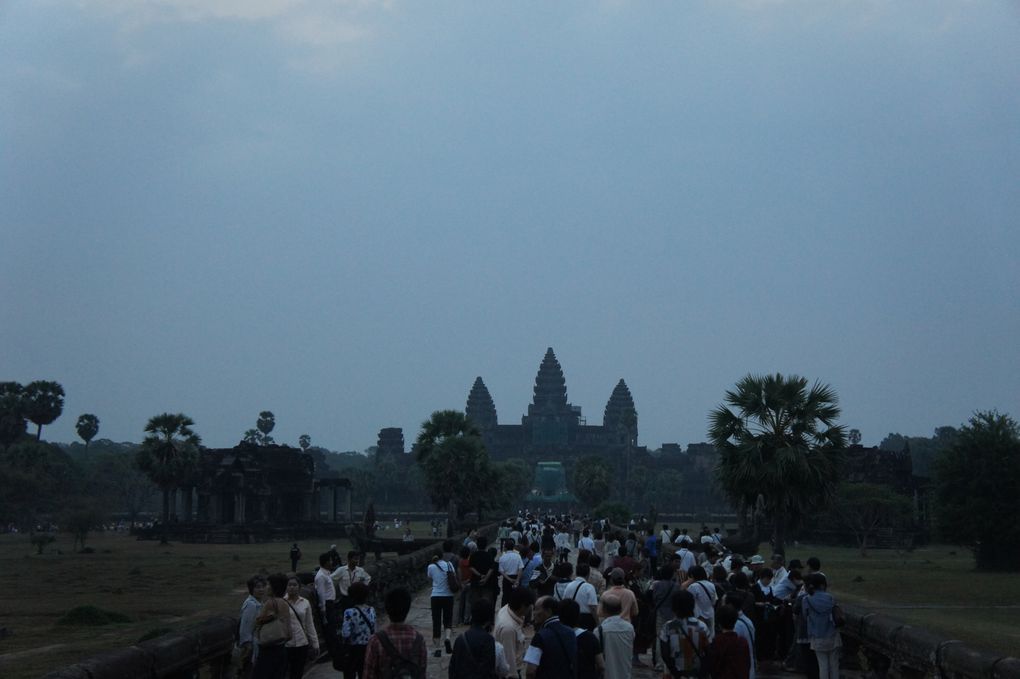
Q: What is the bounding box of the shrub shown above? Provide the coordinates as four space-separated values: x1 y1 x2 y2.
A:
57 605 131 626
593 501 631 526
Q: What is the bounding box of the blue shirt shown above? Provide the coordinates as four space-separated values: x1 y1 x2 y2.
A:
645 535 658 557
525 616 577 678
520 553 541 588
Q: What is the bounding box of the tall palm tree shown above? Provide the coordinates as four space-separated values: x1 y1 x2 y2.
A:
709 373 846 555
136 413 201 544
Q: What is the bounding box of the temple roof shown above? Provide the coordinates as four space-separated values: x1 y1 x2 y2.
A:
466 376 498 429
603 378 637 430
531 347 570 413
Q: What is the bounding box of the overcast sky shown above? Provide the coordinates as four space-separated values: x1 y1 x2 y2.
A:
3 1 1018 453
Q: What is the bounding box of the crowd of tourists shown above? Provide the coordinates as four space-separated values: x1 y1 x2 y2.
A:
236 511 845 679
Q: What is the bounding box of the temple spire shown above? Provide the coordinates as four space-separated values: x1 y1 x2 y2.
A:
603 378 638 444
530 347 570 414
466 377 497 430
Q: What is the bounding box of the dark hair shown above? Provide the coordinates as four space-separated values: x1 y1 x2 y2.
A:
805 573 828 590
788 568 803 582
553 562 573 579
658 565 674 580
347 550 359 560
788 559 803 570
558 599 580 627
319 552 332 567
672 590 695 617
576 563 590 578
724 591 747 610
689 565 707 581
807 557 822 572
577 549 592 564
758 567 774 580
246 575 265 595
477 535 489 550
443 539 454 553
536 596 559 616
509 587 535 611
717 604 738 630
730 572 750 590
384 587 413 622
459 545 471 559
267 573 288 598
712 565 728 583
471 599 493 625
589 554 601 568
349 581 370 605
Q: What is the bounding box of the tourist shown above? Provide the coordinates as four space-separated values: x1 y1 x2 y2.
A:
314 552 341 663
658 590 710 679
586 554 606 596
802 573 841 679
523 596 577 678
649 566 679 671
555 525 572 563
531 548 556 597
752 567 778 663
790 571 819 679
674 528 694 547
597 594 635 679
603 568 639 623
682 565 718 641
644 529 660 575
578 528 595 552
498 540 524 607
675 541 697 575
284 576 319 679
519 542 541 590
290 543 302 573
771 554 788 584
709 604 752 679
725 592 757 679
603 533 621 570
659 524 672 547
327 544 341 569
427 553 456 657
450 599 511 678
252 573 293 679
340 582 376 679
333 551 372 613
402 527 414 543
553 562 599 631
469 535 497 612
362 587 427 679
558 599 604 679
238 575 266 679
456 545 473 625
494 586 534 678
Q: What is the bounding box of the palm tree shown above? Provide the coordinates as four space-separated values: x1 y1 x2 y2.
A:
23 381 65 441
415 410 489 526
709 373 846 555
136 413 201 544
76 414 100 451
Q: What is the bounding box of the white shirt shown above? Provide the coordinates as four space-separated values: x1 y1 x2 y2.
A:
314 567 335 611
578 536 595 551
284 596 319 649
735 612 757 679
331 565 372 596
554 577 599 614
688 579 718 641
675 547 696 574
498 550 523 580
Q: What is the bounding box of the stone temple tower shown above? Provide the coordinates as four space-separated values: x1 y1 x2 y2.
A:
465 376 498 432
603 379 638 445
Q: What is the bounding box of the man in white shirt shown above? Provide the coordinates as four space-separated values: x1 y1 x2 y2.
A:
494 586 534 678
577 528 595 552
674 544 697 575
498 542 524 607
674 528 694 547
314 553 341 665
332 550 371 611
682 566 718 641
660 524 672 546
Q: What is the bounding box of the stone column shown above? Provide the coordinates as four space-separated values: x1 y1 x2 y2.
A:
331 486 339 523
182 487 194 522
345 487 353 523
169 489 178 521
235 492 245 524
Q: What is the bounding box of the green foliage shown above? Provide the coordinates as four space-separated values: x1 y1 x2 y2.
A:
299 434 311 451
0 382 28 451
935 410 1020 571
256 411 275 444
709 373 846 553
23 380 65 441
573 456 611 508
57 605 131 626
593 501 630 526
136 413 201 544
0 441 82 527
490 459 533 512
880 427 958 477
84 450 157 523
415 410 490 520
831 483 913 555
75 414 100 449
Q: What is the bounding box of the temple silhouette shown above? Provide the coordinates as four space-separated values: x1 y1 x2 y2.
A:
465 347 645 462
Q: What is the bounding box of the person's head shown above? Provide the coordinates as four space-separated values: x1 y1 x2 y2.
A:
788 569 803 587
788 559 803 571
771 553 785 567
542 548 555 565
442 539 454 553
558 598 580 628
553 562 573 580
712 565 729 583
730 557 745 572
689 565 707 581
347 551 360 566
576 563 591 579
610 568 626 586
658 565 674 581
509 586 535 615
758 567 774 585
671 590 696 618
730 572 750 591
663 524 669 531
600 593 623 618
805 573 827 593
576 549 591 565
267 572 288 598
459 545 471 559
384 587 413 623
471 599 493 627
724 591 746 611
533 596 558 627
286 576 301 599
349 581 369 606
582 528 590 537
247 575 267 598
717 604 738 631
476 535 489 550
589 554 602 569
318 552 332 568
807 557 822 574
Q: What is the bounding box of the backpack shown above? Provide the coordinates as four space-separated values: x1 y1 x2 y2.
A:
377 630 425 679
662 618 709 678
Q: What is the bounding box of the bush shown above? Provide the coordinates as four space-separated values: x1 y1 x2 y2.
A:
593 501 631 526
57 605 131 626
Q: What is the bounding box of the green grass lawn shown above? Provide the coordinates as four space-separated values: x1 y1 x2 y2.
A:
0 530 353 679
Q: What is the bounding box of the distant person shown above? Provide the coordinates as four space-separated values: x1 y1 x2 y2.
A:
333 551 372 612
290 543 302 573
238 576 266 679
498 541 524 607
650 566 679 671
682 565 718 641
362 587 426 679
327 544 341 569
252 573 293 679
802 574 841 679
427 553 457 657
402 527 414 543
340 582 376 679
314 553 340 663
284 576 319 679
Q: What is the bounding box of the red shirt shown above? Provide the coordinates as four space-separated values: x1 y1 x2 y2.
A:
709 630 751 679
362 623 427 679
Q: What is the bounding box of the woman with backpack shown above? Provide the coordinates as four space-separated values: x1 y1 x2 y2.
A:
658 590 710 679
340 582 376 679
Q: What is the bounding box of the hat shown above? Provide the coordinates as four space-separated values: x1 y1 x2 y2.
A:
749 555 766 566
